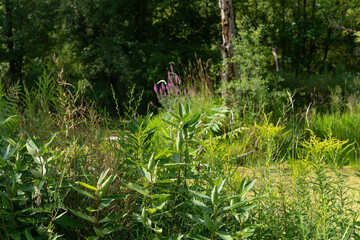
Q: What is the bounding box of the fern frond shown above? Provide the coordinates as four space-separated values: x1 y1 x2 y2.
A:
0 82 21 135
0 115 21 132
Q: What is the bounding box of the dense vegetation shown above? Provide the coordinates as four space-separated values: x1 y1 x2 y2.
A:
1 1 360 239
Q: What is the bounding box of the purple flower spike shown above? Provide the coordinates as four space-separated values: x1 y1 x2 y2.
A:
175 75 178 83
150 101 153 105
171 65 174 72
193 92 196 97
184 89 187 95
163 92 166 97
161 84 165 90
154 84 158 93
168 72 171 81
159 89 162 95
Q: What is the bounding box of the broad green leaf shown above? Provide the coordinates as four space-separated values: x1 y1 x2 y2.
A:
94 227 105 238
191 199 214 213
244 179 256 192
187 233 210 240
176 131 182 152
30 168 44 179
26 137 40 157
222 192 249 202
179 102 184 118
185 103 190 114
53 210 68 221
153 199 167 211
97 169 110 186
213 213 224 230
2 192 10 209
222 201 251 212
235 227 255 238
215 230 232 240
203 211 212 231
218 178 226 193
181 113 192 123
147 153 155 171
25 230 35 240
187 213 204 226
189 190 211 201
73 186 96 200
87 236 99 240
99 175 116 198
184 114 201 129
77 182 97 192
125 182 149 197
102 224 122 234
2 143 18 161
70 209 95 223
99 213 126 223
211 185 219 205
241 203 256 211
140 167 151 182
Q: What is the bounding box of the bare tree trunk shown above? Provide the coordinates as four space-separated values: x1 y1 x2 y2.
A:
272 47 281 72
217 0 236 99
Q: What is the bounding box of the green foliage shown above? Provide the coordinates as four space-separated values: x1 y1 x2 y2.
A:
224 22 286 121
70 169 126 239
0 133 70 239
300 130 353 167
0 81 21 137
188 178 257 240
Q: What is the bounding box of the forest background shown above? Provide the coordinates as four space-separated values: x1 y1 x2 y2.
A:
1 0 360 112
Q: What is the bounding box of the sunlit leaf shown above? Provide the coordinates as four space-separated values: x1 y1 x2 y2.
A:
125 182 149 197
189 190 211 202
215 230 232 240
77 182 97 192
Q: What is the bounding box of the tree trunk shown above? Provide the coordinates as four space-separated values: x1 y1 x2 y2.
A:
217 0 236 99
272 47 281 72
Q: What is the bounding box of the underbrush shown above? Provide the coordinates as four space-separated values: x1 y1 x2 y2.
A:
1 64 360 239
